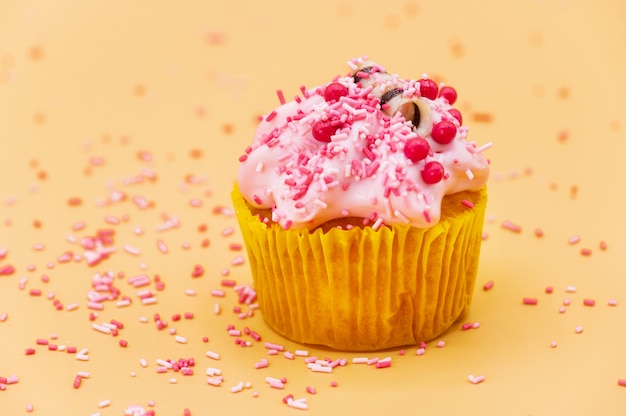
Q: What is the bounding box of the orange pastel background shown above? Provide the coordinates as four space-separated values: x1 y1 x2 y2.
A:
1 1 626 415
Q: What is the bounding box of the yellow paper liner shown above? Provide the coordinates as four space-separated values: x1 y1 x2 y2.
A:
232 185 487 351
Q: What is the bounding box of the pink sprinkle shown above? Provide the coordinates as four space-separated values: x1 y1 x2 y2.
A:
156 239 169 253
483 280 494 291
523 297 538 305
550 341 557 348
563 298 571 305
461 199 474 209
608 299 618 306
501 220 522 233
330 381 338 387
534 228 544 238
191 264 204 278
375 360 391 369
461 322 473 331
568 235 580 244
0 312 7 322
0 264 16 275
436 341 446 348
230 255 244 266
583 298 596 307
558 306 566 313
580 248 592 256
599 241 608 251
545 286 553 294
264 342 284 351
618 379 626 387
575 325 584 334
306 386 316 394
29 289 42 296
211 289 225 297
276 89 286 105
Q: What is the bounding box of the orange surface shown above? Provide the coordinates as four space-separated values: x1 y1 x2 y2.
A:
1 1 626 415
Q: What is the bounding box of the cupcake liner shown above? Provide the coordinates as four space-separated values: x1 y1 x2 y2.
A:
232 185 487 351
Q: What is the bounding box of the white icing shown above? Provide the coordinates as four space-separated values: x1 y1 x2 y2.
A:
237 61 490 230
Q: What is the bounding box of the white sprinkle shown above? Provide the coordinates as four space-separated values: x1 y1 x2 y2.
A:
206 350 220 360
416 348 425 355
295 350 309 357
175 336 187 344
169 378 177 384
371 217 384 231
255 161 264 173
352 357 368 364
565 286 577 293
474 142 493 153
468 374 485 384
465 168 475 180
156 358 173 369
123 245 141 256
436 340 446 348
287 397 309 410
141 297 158 305
206 367 222 376
98 399 111 408
92 323 111 334
116 299 131 307
230 382 244 393
308 364 333 373
185 289 196 296
214 303 221 315
575 325 584 334
140 358 148 368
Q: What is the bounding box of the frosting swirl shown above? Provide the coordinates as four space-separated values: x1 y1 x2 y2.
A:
237 57 490 230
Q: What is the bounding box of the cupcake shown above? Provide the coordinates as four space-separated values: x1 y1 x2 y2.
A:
232 56 490 351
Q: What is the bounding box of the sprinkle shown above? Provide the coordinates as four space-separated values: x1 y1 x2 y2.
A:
565 286 577 293
175 336 188 344
306 386 316 394
545 286 553 294
295 350 309 357
468 375 485 384
501 220 522 233
522 297 538 305
465 169 474 180
436 340 446 348
535 228 544 237
206 350 220 360
264 342 284 351
563 298 571 306
98 399 111 408
474 142 493 153
92 323 112 334
286 397 308 410
461 199 474 208
580 248 592 256
550 341 557 348
568 235 580 244
276 89 286 105
352 357 368 364
608 299 618 306
618 379 626 387
583 299 596 307
416 348 425 356
483 280 494 291
575 326 584 334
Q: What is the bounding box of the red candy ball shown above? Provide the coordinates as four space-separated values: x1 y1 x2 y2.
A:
311 119 337 142
431 120 457 144
448 109 463 125
421 161 445 184
438 86 458 104
403 137 430 162
417 79 439 100
323 82 349 103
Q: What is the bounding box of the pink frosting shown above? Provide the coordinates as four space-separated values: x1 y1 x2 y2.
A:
237 58 490 230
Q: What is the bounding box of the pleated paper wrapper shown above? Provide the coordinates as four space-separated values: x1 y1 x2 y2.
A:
232 185 487 351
